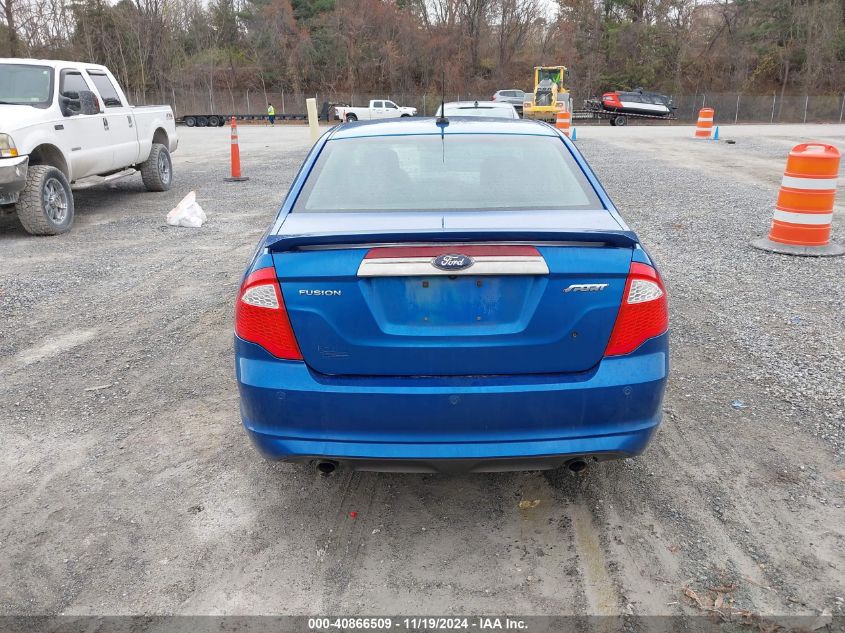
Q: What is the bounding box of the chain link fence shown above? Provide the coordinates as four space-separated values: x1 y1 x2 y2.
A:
137 87 845 124
672 93 845 124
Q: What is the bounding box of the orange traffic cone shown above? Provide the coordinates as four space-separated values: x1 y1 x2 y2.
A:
224 116 249 182
555 110 571 137
694 108 714 139
752 142 843 256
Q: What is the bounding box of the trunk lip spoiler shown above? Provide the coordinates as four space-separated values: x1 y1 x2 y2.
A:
265 230 640 253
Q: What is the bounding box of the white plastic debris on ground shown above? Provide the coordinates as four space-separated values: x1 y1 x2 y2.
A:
166 191 207 228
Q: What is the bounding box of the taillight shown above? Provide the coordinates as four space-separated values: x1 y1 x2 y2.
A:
235 267 302 360
604 262 668 357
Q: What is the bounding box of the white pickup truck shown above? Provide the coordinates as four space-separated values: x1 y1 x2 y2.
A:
335 99 417 122
0 58 178 235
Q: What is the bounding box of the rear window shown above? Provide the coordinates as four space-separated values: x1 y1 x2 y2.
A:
87 71 123 107
293 134 602 213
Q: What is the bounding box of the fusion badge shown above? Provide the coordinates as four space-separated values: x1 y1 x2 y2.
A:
299 289 342 296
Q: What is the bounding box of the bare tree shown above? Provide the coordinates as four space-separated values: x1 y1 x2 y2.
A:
2 0 843 111
495 0 540 73
1 0 21 56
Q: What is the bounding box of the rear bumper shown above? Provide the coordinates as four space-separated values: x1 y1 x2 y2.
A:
236 334 668 469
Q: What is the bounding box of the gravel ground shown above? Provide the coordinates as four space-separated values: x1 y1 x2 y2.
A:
0 123 843 622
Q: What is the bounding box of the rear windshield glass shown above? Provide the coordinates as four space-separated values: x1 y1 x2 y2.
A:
294 134 602 212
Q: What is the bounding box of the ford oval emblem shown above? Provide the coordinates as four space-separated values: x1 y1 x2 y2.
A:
432 254 474 271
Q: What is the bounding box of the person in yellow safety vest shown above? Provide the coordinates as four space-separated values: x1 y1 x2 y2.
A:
267 103 275 126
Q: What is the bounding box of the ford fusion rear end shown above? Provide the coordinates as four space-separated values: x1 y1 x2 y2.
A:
235 119 668 472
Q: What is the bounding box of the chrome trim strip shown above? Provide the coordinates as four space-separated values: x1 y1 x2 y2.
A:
358 256 549 277
298 240 605 252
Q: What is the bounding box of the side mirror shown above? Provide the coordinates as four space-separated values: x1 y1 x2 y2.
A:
60 90 100 116
79 90 100 115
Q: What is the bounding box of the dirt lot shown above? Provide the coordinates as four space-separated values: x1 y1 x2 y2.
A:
1 123 843 622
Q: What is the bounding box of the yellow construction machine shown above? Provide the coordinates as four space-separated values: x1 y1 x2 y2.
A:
522 66 570 121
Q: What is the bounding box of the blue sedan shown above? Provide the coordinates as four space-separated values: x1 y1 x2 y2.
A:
235 118 668 474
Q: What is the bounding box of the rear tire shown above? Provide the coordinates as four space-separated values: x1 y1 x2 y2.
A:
609 117 616 126
613 115 628 127
208 115 220 126
15 165 75 236
139 143 173 192
346 113 358 122
184 116 196 127
400 114 410 117
197 116 208 127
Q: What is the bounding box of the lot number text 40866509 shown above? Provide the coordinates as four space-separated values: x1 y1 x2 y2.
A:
307 617 529 631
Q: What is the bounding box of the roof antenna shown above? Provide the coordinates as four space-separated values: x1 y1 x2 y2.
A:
435 67 449 128
435 66 448 163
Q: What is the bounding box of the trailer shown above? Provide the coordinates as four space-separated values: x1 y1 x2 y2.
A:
178 102 345 127
577 96 677 126
177 112 308 127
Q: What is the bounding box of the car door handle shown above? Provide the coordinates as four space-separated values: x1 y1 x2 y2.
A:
127 115 133 128
103 117 109 131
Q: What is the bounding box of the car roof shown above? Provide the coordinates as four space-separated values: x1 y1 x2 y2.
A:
330 117 558 139
1 58 110 72
445 101 512 108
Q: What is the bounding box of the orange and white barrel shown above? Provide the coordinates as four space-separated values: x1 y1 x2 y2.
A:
555 110 571 137
752 142 843 256
694 108 714 139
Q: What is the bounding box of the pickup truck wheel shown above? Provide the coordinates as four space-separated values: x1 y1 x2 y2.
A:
346 113 358 122
140 143 173 192
400 114 411 117
15 165 75 236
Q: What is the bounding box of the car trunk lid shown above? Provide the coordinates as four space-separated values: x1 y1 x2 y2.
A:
268 212 635 377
